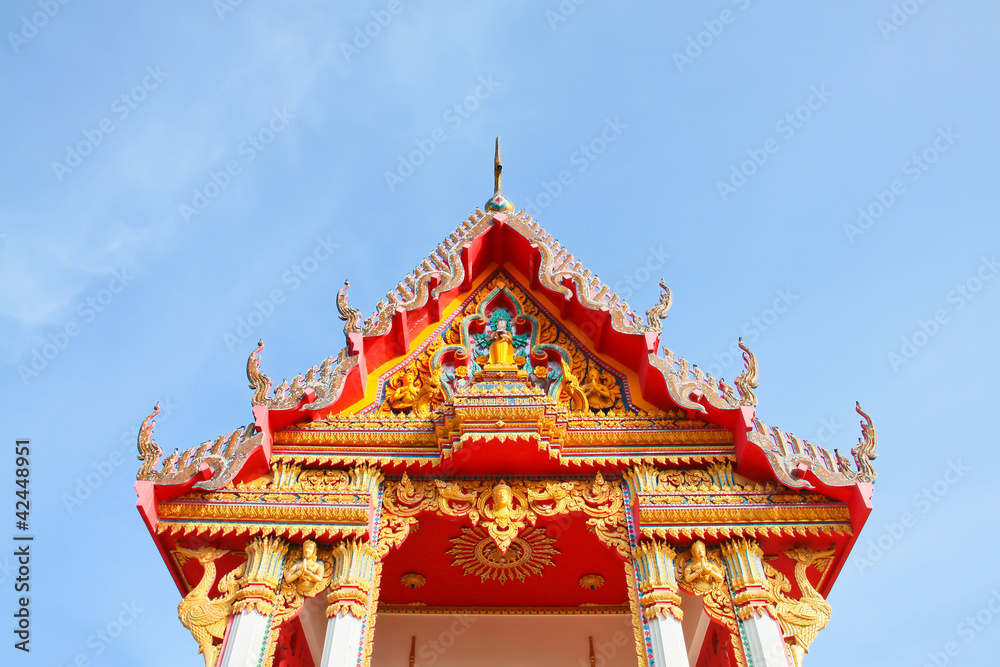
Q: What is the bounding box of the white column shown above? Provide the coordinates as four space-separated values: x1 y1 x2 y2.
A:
319 612 365 667
647 614 689 666
318 539 378 667
720 539 792 667
218 611 272 667
740 614 792 667
217 536 288 667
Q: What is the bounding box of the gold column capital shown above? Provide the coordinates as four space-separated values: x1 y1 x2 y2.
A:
326 538 378 619
720 538 775 621
233 535 289 615
349 464 384 495
632 539 683 621
623 464 660 494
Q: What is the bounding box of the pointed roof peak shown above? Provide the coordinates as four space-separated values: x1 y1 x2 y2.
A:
486 137 514 213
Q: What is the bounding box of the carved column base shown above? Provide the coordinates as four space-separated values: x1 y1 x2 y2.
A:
741 614 792 667
218 610 272 667
319 612 365 667
647 614 688 667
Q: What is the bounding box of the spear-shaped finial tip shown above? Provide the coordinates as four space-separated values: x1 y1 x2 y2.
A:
494 137 502 192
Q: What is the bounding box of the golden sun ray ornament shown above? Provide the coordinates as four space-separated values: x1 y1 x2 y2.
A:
447 525 558 584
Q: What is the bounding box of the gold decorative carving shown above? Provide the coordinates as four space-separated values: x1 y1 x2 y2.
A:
276 371 734 466
362 558 384 667
448 525 557 583
734 338 758 407
623 560 650 667
580 366 618 410
283 540 330 597
674 543 748 667
579 574 605 590
175 546 244 667
157 463 381 543
769 548 836 667
678 540 725 593
632 464 853 540
632 540 682 621
385 366 435 416
559 360 589 411
378 473 629 558
158 501 370 525
478 481 529 553
400 572 426 589
327 539 378 620
261 541 335 667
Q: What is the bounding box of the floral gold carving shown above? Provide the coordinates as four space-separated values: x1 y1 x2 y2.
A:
400 572 426 589
379 473 628 558
448 525 557 583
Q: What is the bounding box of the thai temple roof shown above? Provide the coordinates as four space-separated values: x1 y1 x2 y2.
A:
135 142 877 615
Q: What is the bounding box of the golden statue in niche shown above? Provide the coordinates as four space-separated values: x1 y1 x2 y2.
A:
284 540 326 597
581 366 617 410
387 368 421 410
487 316 516 366
682 540 725 590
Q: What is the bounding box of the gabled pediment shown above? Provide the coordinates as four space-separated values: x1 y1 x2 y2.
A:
272 269 732 475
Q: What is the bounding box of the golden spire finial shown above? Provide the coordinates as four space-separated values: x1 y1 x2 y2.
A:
494 136 503 193
486 137 514 213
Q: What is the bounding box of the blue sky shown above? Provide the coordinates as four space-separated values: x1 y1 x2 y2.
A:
2 1 998 665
